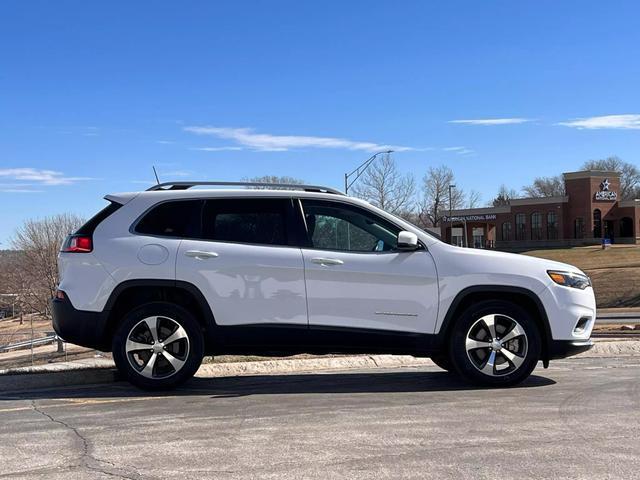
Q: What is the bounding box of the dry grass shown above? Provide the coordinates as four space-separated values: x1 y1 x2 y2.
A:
0 314 53 346
522 245 640 308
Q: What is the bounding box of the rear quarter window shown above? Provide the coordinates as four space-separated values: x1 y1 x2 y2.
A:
76 201 122 235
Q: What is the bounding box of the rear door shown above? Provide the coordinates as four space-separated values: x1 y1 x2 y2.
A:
176 197 308 326
299 199 439 334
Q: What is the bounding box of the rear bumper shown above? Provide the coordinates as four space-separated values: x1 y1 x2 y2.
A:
51 294 109 351
548 339 594 360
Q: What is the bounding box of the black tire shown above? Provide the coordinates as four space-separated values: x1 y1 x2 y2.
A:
112 302 204 390
430 354 453 372
449 300 541 387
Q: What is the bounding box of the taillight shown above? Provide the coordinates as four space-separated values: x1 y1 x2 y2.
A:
62 234 93 253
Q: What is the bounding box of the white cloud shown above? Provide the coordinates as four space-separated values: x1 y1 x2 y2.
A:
0 168 93 186
449 118 532 126
0 188 43 193
183 126 414 152
557 114 640 130
443 146 474 155
191 146 244 152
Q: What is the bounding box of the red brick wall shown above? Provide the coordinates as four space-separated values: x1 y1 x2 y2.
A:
565 174 621 239
495 203 564 241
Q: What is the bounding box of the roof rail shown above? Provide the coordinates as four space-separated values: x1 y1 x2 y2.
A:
146 181 345 195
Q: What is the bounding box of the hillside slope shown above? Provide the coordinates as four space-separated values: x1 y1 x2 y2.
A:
522 245 640 308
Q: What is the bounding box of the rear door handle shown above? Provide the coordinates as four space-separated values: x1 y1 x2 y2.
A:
311 257 344 266
185 250 219 259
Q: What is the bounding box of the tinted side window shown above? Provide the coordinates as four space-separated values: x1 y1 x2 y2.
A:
135 200 203 238
301 200 400 252
202 198 288 246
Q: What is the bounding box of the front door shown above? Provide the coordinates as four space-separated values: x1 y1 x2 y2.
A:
605 220 615 241
299 199 439 334
176 197 308 326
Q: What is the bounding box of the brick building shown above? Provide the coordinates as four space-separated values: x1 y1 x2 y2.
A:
441 170 640 250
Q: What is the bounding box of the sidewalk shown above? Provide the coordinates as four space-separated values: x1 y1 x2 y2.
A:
597 307 640 316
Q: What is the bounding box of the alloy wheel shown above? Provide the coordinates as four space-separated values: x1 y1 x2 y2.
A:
465 314 528 377
125 316 190 379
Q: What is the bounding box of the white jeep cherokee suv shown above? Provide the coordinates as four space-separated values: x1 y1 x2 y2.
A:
52 181 595 389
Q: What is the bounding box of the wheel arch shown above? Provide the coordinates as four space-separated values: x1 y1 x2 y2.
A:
102 279 216 351
437 286 552 363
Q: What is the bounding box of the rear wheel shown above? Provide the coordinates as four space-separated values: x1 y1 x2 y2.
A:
112 302 204 389
449 300 541 387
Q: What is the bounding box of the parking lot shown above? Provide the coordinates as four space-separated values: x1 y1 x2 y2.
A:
0 355 638 479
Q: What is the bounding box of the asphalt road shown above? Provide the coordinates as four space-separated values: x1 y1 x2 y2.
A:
1 356 638 480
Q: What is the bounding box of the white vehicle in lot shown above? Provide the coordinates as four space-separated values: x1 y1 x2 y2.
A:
52 181 595 389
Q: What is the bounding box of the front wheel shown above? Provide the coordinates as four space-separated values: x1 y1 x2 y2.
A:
449 301 541 387
430 354 453 372
112 302 204 390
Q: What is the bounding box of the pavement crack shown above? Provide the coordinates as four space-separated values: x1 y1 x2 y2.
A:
29 400 146 480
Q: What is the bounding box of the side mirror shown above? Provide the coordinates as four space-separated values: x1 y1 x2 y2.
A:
397 231 419 251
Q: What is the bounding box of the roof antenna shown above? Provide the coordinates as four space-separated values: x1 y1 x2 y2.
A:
152 166 160 185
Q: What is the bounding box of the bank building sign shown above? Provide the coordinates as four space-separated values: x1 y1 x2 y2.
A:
594 178 618 201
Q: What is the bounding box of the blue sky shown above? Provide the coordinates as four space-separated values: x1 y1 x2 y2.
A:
1 1 639 245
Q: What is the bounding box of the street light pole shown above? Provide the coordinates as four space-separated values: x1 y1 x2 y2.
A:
448 184 455 245
344 150 393 194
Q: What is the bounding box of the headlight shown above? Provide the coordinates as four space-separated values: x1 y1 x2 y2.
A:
547 270 591 290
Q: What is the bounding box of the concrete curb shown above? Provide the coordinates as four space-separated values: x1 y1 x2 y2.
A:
196 354 433 378
0 358 117 393
1 339 638 393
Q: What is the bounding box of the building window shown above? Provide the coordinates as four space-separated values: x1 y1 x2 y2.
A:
472 227 484 248
547 211 558 240
501 222 512 241
621 217 634 237
574 217 585 239
451 227 464 247
531 212 543 240
593 209 602 238
515 213 526 241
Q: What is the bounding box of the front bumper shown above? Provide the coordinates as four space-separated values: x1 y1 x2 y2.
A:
539 284 597 341
51 293 110 350
548 339 594 359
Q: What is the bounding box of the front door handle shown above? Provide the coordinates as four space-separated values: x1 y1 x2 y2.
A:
311 257 344 266
185 250 219 259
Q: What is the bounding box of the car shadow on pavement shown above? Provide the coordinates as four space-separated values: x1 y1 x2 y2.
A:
191 371 556 398
0 370 556 401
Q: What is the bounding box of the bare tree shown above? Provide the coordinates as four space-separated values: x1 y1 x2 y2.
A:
466 190 482 208
9 214 85 317
243 175 305 189
351 154 416 215
582 156 640 200
492 184 519 206
0 251 21 321
522 176 565 197
419 165 464 227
